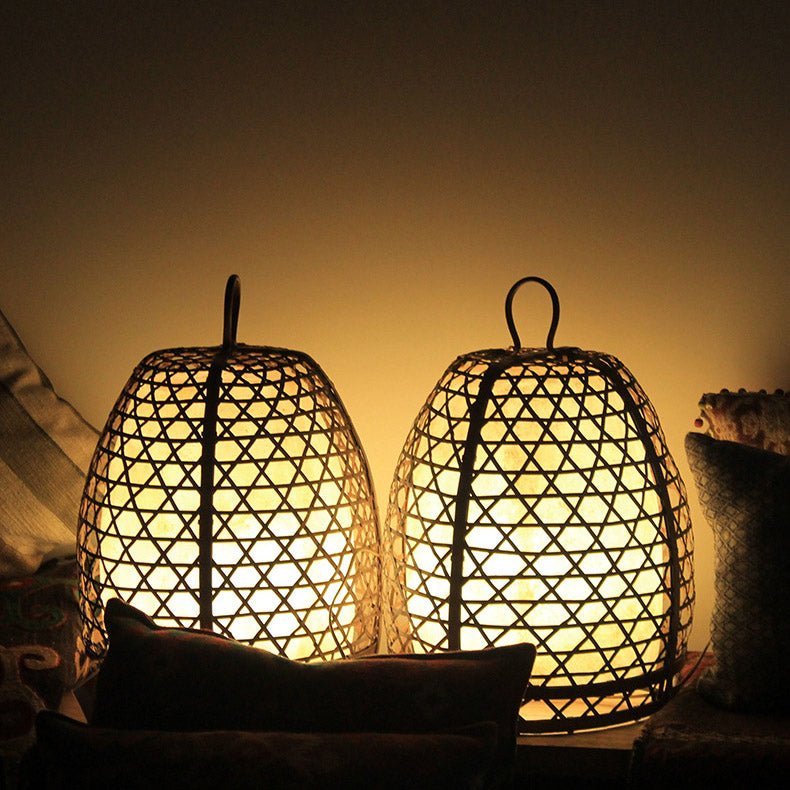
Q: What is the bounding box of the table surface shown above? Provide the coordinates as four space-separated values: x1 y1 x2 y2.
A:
519 719 644 750
515 720 644 789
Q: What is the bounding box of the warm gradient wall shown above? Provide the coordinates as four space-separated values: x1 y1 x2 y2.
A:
2 2 788 650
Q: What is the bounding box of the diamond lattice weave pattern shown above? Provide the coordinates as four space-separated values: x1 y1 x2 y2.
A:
79 344 379 662
384 347 694 731
685 432 790 712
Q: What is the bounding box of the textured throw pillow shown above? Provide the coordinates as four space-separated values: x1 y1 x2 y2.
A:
685 432 790 712
0 558 95 789
695 390 790 455
0 308 98 577
31 711 498 790
92 599 535 769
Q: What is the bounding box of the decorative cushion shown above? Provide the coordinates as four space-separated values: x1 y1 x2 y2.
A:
695 389 790 455
92 599 535 770
685 432 790 712
30 711 499 790
0 558 93 789
0 308 98 578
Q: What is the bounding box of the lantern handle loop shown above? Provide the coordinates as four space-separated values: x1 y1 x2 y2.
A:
505 276 560 350
223 274 241 349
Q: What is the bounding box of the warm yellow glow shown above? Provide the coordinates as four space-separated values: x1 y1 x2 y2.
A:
80 342 380 662
400 407 668 670
386 345 693 731
97 497 355 659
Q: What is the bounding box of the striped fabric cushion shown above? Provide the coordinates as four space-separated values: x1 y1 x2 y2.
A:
0 309 98 578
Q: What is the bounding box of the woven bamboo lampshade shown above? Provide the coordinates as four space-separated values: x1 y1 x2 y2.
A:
383 276 694 733
78 275 380 662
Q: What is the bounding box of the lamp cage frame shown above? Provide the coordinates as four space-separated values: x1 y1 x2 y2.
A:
78 275 381 663
383 277 694 733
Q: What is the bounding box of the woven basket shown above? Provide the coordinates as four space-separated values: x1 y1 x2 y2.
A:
79 276 380 662
383 276 694 732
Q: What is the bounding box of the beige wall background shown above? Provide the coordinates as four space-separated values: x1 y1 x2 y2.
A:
2 2 788 650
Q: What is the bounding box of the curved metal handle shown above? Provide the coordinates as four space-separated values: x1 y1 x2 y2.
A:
505 276 560 350
223 274 241 349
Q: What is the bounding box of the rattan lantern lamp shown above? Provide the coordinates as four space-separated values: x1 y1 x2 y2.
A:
383 276 694 732
79 275 380 662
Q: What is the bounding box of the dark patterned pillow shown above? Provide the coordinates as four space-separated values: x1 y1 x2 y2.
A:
0 558 93 788
685 432 790 711
92 599 535 771
31 711 499 790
